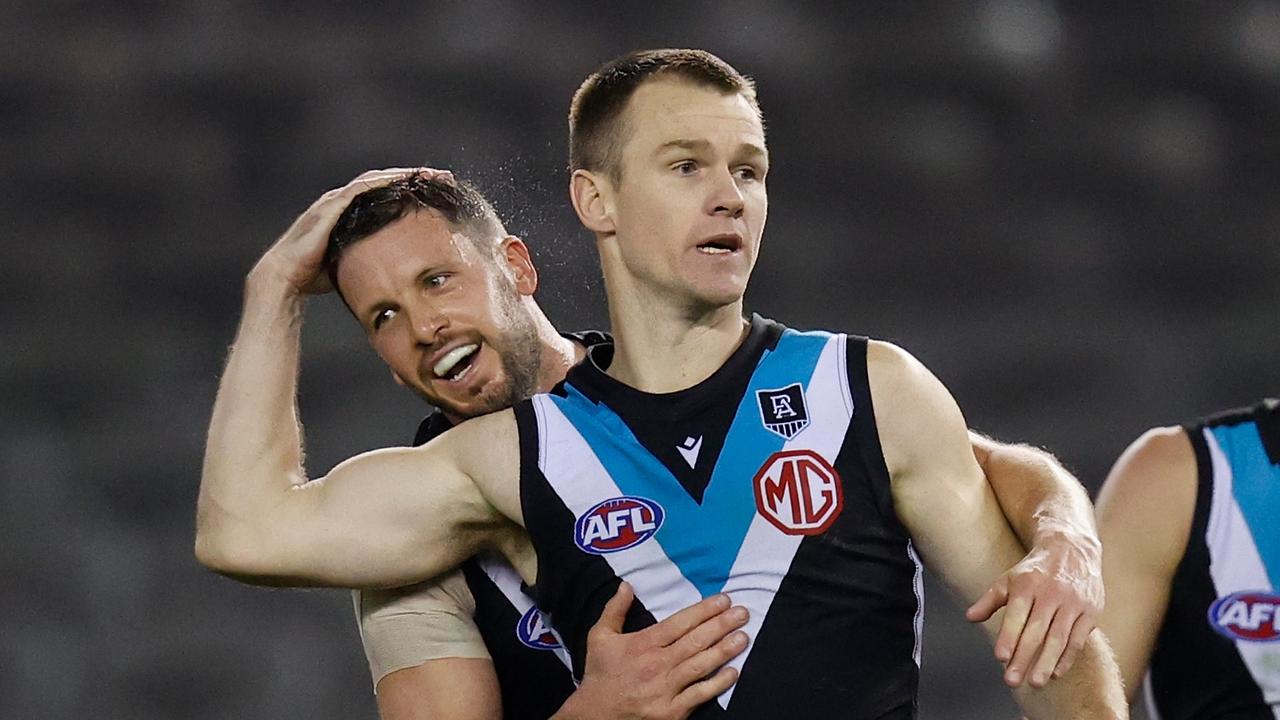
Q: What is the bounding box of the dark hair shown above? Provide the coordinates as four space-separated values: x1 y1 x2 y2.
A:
568 48 760 181
325 174 506 289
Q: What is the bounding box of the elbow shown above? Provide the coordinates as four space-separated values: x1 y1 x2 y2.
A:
194 521 277 580
194 525 249 575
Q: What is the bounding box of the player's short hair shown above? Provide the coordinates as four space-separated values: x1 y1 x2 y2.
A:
569 48 760 182
325 174 507 289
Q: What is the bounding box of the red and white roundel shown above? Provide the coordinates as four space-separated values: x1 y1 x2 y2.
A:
753 449 843 535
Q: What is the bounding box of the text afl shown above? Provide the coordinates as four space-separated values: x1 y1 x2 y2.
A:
1208 591 1280 642
574 496 665 555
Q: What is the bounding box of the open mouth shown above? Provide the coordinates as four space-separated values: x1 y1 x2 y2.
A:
432 344 480 382
697 234 743 255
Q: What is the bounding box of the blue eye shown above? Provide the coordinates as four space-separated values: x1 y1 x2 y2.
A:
674 161 698 175
425 274 448 289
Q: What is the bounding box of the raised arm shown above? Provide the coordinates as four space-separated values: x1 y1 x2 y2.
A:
1095 427 1196 700
966 433 1104 687
194 169 512 588
869 341 1125 719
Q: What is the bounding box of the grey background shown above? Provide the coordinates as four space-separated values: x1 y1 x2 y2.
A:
4 1 1278 718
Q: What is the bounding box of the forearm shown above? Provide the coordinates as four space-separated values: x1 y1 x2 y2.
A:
1013 632 1127 719
973 433 1099 556
196 267 309 568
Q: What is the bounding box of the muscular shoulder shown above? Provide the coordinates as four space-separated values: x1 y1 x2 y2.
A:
428 409 524 524
866 340 968 478
1097 426 1197 572
1099 426 1196 507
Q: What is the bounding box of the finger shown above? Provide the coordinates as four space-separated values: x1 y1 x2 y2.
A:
415 167 455 183
665 605 749 665
966 581 1009 623
992 593 1031 664
1003 603 1057 688
352 167 420 185
671 629 749 687
1052 616 1096 679
644 593 731 647
296 169 410 226
673 665 739 711
591 582 633 636
1026 610 1074 687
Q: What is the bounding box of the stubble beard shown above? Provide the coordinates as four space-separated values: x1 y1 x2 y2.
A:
425 292 544 421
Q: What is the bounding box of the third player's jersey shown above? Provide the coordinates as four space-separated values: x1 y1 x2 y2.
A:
516 315 925 718
1146 399 1280 719
411 413 578 720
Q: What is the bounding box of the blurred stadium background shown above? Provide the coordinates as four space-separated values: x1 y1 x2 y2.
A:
3 1 1278 718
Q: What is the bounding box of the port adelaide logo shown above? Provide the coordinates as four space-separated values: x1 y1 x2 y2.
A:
574 496 665 555
1208 591 1280 642
516 606 563 650
757 383 809 440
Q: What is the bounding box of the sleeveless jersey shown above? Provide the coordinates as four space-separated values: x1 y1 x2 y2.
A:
1145 399 1280 720
517 315 925 718
404 328 610 719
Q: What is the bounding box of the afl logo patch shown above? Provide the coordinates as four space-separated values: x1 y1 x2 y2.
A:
574 496 665 555
756 383 809 440
1208 591 1280 642
753 449 843 535
516 606 562 650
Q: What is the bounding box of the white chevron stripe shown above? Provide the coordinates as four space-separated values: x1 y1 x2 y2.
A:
716 333 858 707
475 553 574 672
1203 430 1280 717
532 396 705 624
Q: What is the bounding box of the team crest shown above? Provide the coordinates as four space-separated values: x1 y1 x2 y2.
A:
756 383 810 440
574 496 665 555
1208 591 1280 642
753 449 843 535
516 606 563 650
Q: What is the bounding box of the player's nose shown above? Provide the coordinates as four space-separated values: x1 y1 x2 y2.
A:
408 305 449 345
706 165 745 218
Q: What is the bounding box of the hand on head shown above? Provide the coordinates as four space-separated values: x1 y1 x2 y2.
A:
252 167 454 295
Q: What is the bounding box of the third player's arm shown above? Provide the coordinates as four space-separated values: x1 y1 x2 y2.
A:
967 433 1105 686
869 341 1126 719
1095 426 1196 701
357 572 502 720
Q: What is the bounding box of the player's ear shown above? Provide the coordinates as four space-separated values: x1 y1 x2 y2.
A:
499 236 538 295
570 169 615 235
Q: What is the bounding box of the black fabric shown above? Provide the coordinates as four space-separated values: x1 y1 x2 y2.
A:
515 401 662 684
517 318 921 718
723 335 919 719
566 315 780 503
1145 407 1274 720
459 560 577 720
406 329 611 720
1253 398 1280 465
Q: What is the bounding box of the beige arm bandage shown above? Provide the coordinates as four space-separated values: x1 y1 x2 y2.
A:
353 568 490 691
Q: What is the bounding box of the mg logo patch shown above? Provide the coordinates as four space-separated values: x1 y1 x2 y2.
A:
574 496 665 555
753 449 843 535
1208 591 1280 642
756 383 809 440
516 606 563 650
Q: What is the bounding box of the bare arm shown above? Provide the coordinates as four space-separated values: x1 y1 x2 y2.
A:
194 169 512 588
967 434 1105 687
1095 427 1196 700
870 341 1125 719
378 660 503 720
